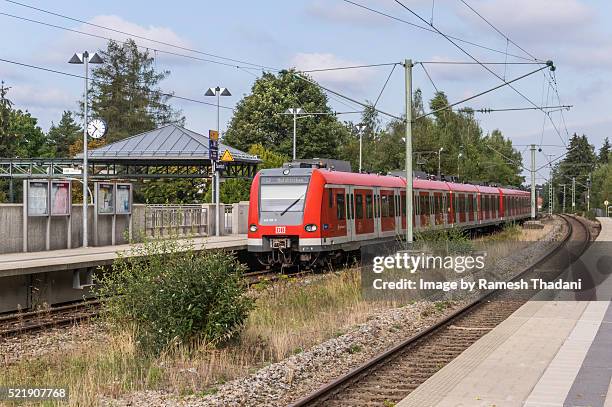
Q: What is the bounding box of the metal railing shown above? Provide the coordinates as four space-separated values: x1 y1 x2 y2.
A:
144 204 208 237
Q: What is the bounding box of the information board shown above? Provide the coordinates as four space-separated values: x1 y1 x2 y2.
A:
97 183 115 214
28 181 49 216
50 181 71 216
115 184 132 214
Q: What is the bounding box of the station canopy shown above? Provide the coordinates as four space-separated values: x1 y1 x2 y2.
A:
0 124 260 179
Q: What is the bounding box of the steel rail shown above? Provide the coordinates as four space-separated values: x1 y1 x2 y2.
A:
290 215 591 406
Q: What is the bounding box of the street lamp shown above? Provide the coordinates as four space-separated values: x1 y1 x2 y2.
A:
205 86 231 237
284 108 305 160
457 152 463 181
69 50 103 248
356 123 366 173
437 147 444 179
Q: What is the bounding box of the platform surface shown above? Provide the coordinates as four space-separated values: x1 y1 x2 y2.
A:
398 217 612 407
0 234 247 277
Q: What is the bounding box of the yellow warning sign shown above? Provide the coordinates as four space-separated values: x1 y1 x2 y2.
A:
220 149 234 162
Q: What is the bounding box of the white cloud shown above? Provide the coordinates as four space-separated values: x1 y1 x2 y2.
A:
44 15 192 65
9 85 75 111
291 52 373 90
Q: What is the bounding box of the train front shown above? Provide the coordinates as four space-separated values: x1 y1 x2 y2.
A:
247 167 322 268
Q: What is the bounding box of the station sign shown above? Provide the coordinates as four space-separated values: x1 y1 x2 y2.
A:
209 130 219 162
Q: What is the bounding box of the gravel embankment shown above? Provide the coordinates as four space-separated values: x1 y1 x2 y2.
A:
104 217 565 407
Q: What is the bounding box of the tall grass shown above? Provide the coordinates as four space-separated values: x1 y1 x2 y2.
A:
0 269 399 404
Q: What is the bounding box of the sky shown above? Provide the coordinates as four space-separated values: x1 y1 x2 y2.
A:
0 0 610 184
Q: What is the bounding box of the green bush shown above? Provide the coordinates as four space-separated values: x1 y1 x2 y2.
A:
95 239 254 355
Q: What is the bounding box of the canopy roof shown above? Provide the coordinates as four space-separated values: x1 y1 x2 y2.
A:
79 124 259 164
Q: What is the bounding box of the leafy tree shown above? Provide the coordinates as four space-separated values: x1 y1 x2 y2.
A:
0 82 14 157
591 162 611 211
9 109 48 158
224 70 349 158
551 134 597 210
87 39 184 143
599 137 610 164
47 111 82 158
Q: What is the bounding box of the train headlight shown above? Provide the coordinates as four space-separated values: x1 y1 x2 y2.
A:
304 224 318 232
249 224 258 232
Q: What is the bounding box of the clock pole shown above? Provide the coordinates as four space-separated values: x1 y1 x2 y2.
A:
69 50 103 247
83 51 89 248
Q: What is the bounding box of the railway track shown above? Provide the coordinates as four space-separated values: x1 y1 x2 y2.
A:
0 300 100 338
291 215 592 407
0 269 308 338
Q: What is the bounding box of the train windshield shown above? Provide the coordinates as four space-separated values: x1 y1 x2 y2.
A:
260 176 309 213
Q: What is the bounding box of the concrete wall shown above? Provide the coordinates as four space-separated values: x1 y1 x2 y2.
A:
0 202 249 254
0 203 145 254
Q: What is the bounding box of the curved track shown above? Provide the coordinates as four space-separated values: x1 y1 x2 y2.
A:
291 215 592 407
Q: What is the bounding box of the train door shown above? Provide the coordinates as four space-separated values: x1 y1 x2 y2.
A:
346 186 355 242
418 191 430 229
433 192 444 227
353 188 374 241
379 189 395 237
395 190 402 235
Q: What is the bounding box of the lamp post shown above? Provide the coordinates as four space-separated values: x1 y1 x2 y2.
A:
284 108 306 160
356 123 366 173
69 51 103 248
457 149 464 181
437 147 444 179
205 86 231 237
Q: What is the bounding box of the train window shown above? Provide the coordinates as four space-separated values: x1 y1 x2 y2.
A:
328 189 333 208
336 193 345 220
366 194 373 218
373 194 378 218
389 194 395 217
467 195 473 213
355 194 363 219
381 194 388 217
401 194 406 216
347 193 352 220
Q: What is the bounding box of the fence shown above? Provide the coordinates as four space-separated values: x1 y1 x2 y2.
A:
144 204 208 237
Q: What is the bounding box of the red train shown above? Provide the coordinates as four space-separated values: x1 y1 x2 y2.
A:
247 167 530 267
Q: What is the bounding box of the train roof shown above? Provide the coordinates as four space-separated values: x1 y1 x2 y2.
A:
499 187 530 196
256 168 527 195
317 169 405 187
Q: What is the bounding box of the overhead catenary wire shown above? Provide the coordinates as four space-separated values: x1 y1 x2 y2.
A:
418 62 439 93
0 11 255 70
392 0 566 147
0 56 235 110
3 0 277 71
475 105 572 113
341 0 539 61
374 64 397 106
416 64 550 120
458 0 572 144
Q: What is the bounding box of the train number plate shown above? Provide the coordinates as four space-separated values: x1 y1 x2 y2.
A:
275 226 286 234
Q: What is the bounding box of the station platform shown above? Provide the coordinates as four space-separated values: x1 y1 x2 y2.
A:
398 217 612 407
0 234 247 277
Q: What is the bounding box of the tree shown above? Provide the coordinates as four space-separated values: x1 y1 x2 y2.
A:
88 39 183 144
0 82 14 157
9 109 48 158
599 137 610 164
552 134 597 210
47 111 82 158
223 70 349 158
